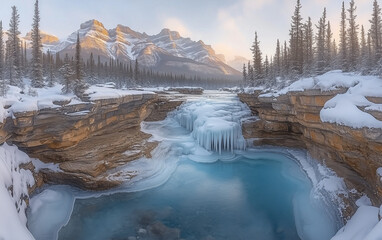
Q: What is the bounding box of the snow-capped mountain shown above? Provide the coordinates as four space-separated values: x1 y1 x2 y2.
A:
45 19 240 78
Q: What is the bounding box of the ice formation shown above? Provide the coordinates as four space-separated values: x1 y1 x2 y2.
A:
0 143 35 240
174 92 250 153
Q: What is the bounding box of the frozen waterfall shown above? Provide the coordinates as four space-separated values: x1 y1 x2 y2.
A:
174 94 250 154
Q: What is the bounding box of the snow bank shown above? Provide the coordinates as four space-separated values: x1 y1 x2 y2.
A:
262 70 361 97
0 143 35 240
331 195 382 240
320 75 382 129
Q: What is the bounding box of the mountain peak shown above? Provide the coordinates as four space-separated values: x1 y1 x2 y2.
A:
80 19 105 30
159 28 181 39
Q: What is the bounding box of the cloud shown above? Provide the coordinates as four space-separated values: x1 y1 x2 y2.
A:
163 18 191 37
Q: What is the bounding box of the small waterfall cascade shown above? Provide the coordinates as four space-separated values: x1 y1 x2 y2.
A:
174 95 250 154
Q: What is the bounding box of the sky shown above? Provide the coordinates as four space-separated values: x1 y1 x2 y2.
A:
0 0 375 61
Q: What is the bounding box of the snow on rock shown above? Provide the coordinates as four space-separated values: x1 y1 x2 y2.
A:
0 143 35 240
320 75 382 129
258 70 382 129
331 195 382 240
331 204 382 240
262 70 361 97
0 79 156 123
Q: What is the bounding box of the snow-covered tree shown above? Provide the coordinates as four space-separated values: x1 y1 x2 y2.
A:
367 32 374 72
251 32 263 82
315 8 327 75
30 0 44 88
6 6 23 88
339 1 348 71
274 39 281 76
247 61 253 84
242 63 247 82
264 55 270 79
46 50 55 87
87 52 97 84
370 0 382 65
360 25 369 73
60 54 74 94
347 0 360 71
326 21 333 69
0 21 6 97
303 17 314 75
289 0 304 75
73 32 88 98
282 41 289 77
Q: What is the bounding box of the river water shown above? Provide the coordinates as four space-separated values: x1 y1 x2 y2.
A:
27 91 341 240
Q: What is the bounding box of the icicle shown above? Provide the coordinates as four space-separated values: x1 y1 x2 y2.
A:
174 99 249 154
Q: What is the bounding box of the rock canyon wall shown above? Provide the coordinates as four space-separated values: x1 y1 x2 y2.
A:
239 90 382 216
0 93 182 190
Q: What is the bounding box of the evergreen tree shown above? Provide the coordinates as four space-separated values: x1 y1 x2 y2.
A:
264 55 270 79
282 41 289 77
367 32 374 72
88 52 96 84
0 21 6 96
73 32 87 98
370 0 382 65
326 21 333 69
251 32 263 82
247 61 254 83
315 8 327 74
347 0 360 71
47 50 55 87
97 55 101 79
303 17 314 75
274 39 281 76
289 0 304 75
360 25 368 73
129 61 133 80
134 59 139 82
60 53 73 94
7 6 23 88
339 1 348 71
242 63 247 82
30 0 44 88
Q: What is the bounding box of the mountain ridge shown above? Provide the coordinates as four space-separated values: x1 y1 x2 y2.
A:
32 19 240 78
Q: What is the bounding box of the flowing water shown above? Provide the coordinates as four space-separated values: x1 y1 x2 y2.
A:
27 91 341 240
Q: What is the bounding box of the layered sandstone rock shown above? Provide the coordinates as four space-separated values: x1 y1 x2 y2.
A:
239 90 382 216
0 93 181 190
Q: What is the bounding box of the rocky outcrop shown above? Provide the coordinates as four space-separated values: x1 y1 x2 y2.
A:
0 93 182 190
239 90 382 217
